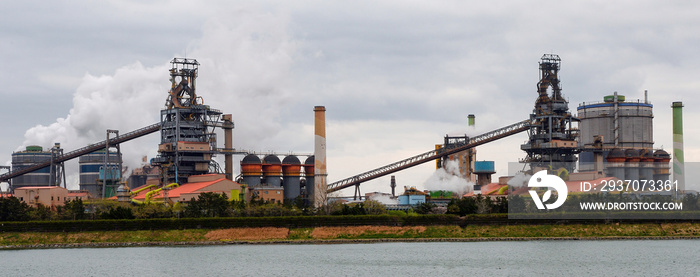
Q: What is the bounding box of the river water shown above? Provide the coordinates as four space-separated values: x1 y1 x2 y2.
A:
2 240 699 276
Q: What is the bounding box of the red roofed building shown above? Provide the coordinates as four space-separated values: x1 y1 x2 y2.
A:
14 186 68 208
132 174 243 203
66 191 91 201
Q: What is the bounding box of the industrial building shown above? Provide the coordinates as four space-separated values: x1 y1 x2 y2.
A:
130 174 242 204
239 153 313 203
0 54 684 209
521 54 579 172
12 186 90 209
126 163 161 190
436 114 478 183
150 58 234 185
10 145 66 189
78 149 122 198
576 92 670 182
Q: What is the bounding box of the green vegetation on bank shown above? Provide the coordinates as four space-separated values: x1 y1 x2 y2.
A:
2 223 699 247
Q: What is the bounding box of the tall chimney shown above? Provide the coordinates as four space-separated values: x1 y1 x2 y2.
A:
672 102 685 191
222 114 234 181
313 106 327 207
390 175 396 197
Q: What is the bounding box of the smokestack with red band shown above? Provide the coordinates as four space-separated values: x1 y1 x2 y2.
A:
314 106 327 207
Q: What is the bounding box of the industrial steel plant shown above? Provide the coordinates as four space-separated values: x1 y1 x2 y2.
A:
0 54 686 208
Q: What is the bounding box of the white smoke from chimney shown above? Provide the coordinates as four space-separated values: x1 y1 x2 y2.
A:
422 159 473 195
16 10 296 190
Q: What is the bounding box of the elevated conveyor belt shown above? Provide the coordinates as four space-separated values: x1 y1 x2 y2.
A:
0 123 161 183
327 120 531 193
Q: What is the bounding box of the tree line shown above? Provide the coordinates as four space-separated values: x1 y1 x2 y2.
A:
0 193 511 222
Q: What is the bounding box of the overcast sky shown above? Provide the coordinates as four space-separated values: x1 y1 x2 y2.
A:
1 1 699 194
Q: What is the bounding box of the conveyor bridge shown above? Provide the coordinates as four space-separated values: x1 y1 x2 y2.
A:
327 120 531 194
0 123 161 184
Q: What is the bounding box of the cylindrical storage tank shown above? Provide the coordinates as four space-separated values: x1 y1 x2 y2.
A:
605 148 626 180
11 146 51 188
639 149 655 181
79 150 122 198
262 155 282 187
577 97 653 149
240 154 262 187
653 150 671 182
624 149 640 181
282 155 302 200
304 156 315 200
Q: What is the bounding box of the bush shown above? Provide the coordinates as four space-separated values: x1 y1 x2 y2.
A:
134 203 177 219
0 196 30 221
61 199 86 220
183 192 231 218
100 206 135 219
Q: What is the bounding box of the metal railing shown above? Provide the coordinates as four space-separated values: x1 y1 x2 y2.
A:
326 119 531 193
0 123 161 183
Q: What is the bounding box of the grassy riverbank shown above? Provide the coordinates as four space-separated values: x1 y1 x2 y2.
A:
2 223 700 248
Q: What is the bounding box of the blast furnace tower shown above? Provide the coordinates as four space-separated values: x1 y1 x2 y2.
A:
151 58 231 184
521 54 579 172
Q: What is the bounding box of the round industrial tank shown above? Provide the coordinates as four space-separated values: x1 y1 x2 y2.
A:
304 156 315 200
11 146 51 188
639 149 655 181
624 149 640 181
262 155 282 187
605 148 626 180
653 150 671 182
282 155 302 200
240 154 262 187
79 150 122 198
577 97 653 149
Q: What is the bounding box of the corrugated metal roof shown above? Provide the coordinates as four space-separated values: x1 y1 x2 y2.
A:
132 178 236 200
14 186 64 190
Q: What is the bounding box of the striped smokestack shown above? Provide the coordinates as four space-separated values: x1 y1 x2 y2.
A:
313 106 327 207
672 102 685 191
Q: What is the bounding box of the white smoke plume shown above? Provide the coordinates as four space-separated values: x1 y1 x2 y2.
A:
368 194 398 205
507 172 532 188
422 159 473 195
17 11 297 190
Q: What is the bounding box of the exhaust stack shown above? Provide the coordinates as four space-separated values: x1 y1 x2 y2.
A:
313 106 328 207
222 114 234 181
672 102 685 191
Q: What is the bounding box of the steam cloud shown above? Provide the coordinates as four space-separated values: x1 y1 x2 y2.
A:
16 11 297 190
507 172 532 188
422 159 473 195
368 194 398 205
